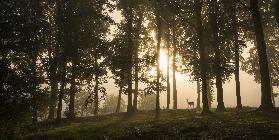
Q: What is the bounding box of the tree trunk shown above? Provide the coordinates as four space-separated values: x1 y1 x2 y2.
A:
172 26 178 110
0 52 8 102
166 32 170 110
271 86 275 106
56 59 66 123
155 4 162 114
210 0 225 112
68 57 77 119
231 1 242 110
166 63 170 109
116 83 123 113
133 12 143 111
93 74 99 116
49 0 63 119
195 0 210 114
48 64 58 120
207 80 212 108
48 47 59 120
196 80 201 109
126 2 133 114
250 0 275 112
31 52 38 126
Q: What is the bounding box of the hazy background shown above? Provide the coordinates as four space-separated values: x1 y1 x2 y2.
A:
102 9 279 109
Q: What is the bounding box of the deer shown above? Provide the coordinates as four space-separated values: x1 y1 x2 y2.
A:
186 99 195 109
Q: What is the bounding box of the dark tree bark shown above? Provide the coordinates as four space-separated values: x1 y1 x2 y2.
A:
93 74 99 116
48 56 58 120
133 12 143 111
166 30 171 110
56 58 66 123
31 51 38 126
195 0 210 114
116 83 123 113
207 80 212 108
126 1 134 114
250 0 275 112
0 52 8 102
49 0 63 119
210 0 225 112
48 0 63 120
155 2 162 114
172 26 178 110
93 53 100 116
68 56 77 119
30 0 43 126
196 80 201 109
231 1 242 110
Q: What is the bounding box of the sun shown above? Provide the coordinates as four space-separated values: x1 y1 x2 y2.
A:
149 48 169 76
159 49 169 73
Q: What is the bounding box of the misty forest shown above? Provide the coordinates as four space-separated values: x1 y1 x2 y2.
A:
1 0 279 139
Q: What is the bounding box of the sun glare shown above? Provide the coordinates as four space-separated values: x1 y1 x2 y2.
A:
159 49 168 73
149 49 169 76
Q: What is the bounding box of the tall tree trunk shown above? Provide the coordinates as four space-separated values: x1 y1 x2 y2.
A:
0 52 8 102
172 26 178 110
271 86 275 106
250 0 274 112
48 61 58 120
50 0 63 119
30 0 42 126
195 0 210 114
133 12 143 111
155 3 162 114
93 74 99 116
31 52 38 126
166 31 171 110
68 56 77 119
56 59 66 123
48 46 59 120
231 1 242 110
116 83 123 113
196 80 201 109
126 1 133 114
211 0 225 112
207 80 212 108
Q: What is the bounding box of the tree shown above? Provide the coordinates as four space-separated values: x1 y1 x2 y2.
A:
196 80 201 109
172 23 178 110
155 0 162 114
166 29 171 110
210 0 225 112
56 54 67 122
133 8 144 111
249 0 275 112
231 0 242 110
195 0 210 114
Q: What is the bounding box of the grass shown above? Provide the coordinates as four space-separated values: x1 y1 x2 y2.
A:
22 108 279 140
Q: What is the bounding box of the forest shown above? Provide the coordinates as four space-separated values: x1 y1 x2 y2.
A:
1 0 279 139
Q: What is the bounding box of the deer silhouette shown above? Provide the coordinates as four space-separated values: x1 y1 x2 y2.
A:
186 99 194 109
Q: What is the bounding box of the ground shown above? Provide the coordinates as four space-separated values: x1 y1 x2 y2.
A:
22 108 279 140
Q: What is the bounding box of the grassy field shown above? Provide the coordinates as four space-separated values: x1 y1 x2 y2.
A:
22 108 279 140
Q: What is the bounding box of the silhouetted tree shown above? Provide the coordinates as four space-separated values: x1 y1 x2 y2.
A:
250 0 275 112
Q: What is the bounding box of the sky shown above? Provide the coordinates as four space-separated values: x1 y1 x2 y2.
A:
102 8 279 109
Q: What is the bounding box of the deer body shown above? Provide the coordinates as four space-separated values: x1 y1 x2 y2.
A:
186 99 194 108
